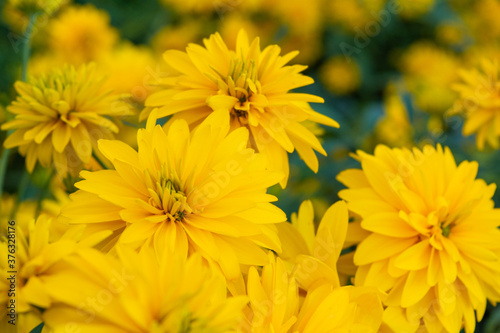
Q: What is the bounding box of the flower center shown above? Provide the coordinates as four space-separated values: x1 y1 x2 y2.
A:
211 57 261 123
144 167 192 222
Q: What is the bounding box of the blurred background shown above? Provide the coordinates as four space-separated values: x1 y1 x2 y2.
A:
1 0 500 331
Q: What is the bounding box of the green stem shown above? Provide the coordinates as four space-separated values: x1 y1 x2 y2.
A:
0 13 38 201
35 169 54 217
22 13 38 82
0 148 10 200
10 169 31 220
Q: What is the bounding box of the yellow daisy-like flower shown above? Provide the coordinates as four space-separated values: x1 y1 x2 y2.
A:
144 30 338 187
452 58 500 150
43 246 248 332
278 200 350 290
241 252 299 332
97 42 157 103
48 4 118 65
242 202 383 333
337 144 500 333
61 110 286 280
399 41 459 115
292 283 383 333
0 215 109 333
375 83 413 148
2 63 132 176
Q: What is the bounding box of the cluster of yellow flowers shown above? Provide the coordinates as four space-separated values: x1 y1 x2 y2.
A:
1 1 500 333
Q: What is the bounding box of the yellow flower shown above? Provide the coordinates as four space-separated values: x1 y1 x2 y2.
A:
144 30 338 187
1 188 70 243
337 144 500 333
452 59 500 150
320 56 361 95
2 63 132 176
326 0 385 32
0 214 109 333
48 4 118 65
159 0 262 13
375 83 413 147
240 252 299 332
9 0 67 15
98 42 157 102
278 200 359 291
43 246 248 332
395 0 435 19
241 252 383 333
61 110 286 280
400 41 459 114
151 20 203 53
292 283 383 333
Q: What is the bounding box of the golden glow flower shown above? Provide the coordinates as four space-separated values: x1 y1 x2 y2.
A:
61 110 286 280
43 246 248 332
399 41 459 115
2 63 132 176
375 83 413 147
326 0 386 32
48 4 118 65
144 30 338 187
292 283 383 333
278 200 350 289
319 56 361 95
242 202 384 333
98 42 157 102
240 252 299 332
395 0 435 19
0 215 109 333
452 59 500 150
337 144 500 333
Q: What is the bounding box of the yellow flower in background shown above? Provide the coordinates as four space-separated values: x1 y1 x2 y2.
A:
271 0 323 35
0 215 109 333
436 23 465 46
2 63 132 176
399 41 459 115
337 144 500 333
98 42 158 104
1 184 70 242
462 0 500 44
151 20 203 53
241 252 299 332
62 110 286 280
278 31 323 65
48 4 118 65
395 0 436 19
320 56 361 95
43 246 248 332
160 0 262 13
292 283 384 333
326 0 386 32
219 13 273 51
144 30 338 187
9 0 68 15
452 59 500 150
375 83 413 147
